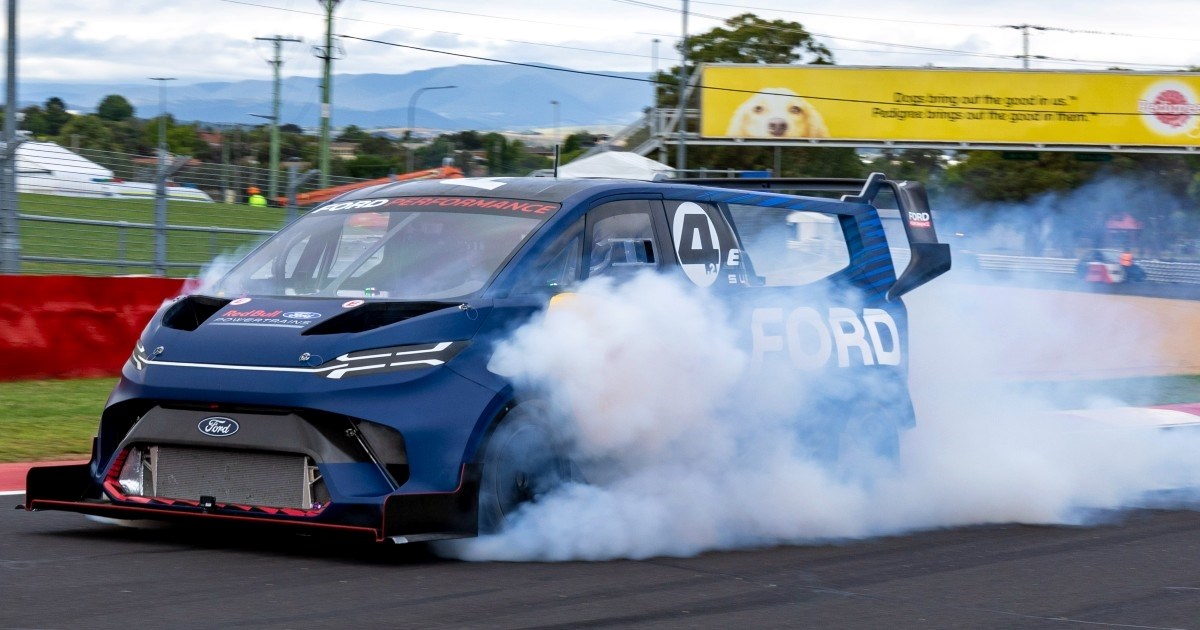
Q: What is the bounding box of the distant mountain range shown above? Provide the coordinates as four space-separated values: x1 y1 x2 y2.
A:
20 64 653 132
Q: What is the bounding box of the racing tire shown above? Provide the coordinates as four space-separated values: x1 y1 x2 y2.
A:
477 403 578 534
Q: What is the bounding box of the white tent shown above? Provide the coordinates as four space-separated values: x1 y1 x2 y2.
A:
549 151 675 181
17 140 114 195
16 140 212 202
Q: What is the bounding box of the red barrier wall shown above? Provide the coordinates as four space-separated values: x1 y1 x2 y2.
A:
0 275 186 381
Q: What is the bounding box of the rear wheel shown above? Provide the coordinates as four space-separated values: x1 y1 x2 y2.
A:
478 403 577 534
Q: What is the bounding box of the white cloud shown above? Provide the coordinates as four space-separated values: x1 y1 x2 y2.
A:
10 1 1200 85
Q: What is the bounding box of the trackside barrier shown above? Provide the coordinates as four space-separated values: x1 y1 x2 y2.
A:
1141 261 1200 285
974 254 1078 274
0 275 185 381
970 254 1200 285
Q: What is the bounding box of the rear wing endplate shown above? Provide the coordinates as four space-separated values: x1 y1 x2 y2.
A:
674 173 951 300
842 172 951 301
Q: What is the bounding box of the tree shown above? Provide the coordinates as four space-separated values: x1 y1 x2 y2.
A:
558 131 596 164
657 13 831 108
867 149 948 194
651 13 855 176
345 154 397 178
943 151 1101 256
142 116 208 156
18 105 47 136
335 124 370 142
97 94 134 122
56 114 117 151
43 97 72 136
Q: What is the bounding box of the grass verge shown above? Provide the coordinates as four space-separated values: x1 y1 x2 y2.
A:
0 377 117 462
4 374 1200 463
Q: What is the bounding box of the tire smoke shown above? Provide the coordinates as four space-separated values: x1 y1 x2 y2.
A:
445 271 1200 562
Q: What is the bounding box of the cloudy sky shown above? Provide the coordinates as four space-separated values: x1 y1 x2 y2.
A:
17 0 1200 86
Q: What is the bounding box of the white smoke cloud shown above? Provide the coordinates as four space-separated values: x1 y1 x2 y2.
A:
178 244 264 298
443 268 1200 562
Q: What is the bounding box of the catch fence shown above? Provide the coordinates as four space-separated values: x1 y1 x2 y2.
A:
6 143 369 276
7 143 1200 285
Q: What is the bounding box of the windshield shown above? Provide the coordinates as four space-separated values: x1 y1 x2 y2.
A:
212 196 556 300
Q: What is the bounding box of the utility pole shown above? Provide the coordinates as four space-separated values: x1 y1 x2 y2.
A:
150 76 176 277
1003 24 1046 69
256 35 300 201
676 0 688 172
0 0 19 273
314 0 341 188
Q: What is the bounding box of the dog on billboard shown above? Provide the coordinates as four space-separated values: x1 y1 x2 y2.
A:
726 87 829 138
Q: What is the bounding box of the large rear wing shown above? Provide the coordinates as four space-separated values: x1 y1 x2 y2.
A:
670 173 952 300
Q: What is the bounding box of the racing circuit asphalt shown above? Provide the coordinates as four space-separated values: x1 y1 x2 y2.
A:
7 283 1200 628
5 498 1200 629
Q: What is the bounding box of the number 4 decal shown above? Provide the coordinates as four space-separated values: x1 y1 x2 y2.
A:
672 202 721 287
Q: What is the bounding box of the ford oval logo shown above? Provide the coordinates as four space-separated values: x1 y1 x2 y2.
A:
198 417 239 437
282 311 322 320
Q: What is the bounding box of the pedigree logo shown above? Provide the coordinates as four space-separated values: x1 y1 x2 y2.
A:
1138 81 1200 137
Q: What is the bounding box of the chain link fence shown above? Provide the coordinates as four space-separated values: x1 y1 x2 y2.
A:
8 142 369 276
8 143 1200 286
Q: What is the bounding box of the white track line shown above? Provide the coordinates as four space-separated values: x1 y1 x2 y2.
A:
0 490 25 496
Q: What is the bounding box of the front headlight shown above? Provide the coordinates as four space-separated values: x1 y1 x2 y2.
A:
117 447 150 496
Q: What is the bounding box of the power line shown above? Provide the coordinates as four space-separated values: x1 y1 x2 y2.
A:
641 0 1200 43
337 32 1172 117
687 0 995 29
221 0 1198 74
610 0 1200 69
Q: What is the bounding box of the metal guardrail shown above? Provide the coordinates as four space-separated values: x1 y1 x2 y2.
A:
974 254 1078 275
2 143 372 276
18 212 275 275
1140 260 1200 285
972 253 1200 285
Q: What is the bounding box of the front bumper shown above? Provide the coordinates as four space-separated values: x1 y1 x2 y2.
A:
25 462 481 543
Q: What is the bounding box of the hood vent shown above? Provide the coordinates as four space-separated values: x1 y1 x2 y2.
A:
302 301 457 335
162 295 232 331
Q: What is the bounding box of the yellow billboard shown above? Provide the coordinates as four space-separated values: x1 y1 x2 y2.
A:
701 65 1200 147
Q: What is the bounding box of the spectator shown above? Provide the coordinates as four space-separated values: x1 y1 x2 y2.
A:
247 186 267 207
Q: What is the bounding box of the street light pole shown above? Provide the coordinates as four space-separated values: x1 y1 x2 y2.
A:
150 78 175 164
550 100 560 147
149 77 175 277
406 85 456 173
249 112 278 200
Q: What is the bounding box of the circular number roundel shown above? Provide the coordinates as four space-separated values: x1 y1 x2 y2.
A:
672 202 722 287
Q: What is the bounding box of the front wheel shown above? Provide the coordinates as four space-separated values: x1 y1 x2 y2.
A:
478 403 578 534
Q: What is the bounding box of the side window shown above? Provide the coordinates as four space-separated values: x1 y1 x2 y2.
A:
513 217 584 295
586 201 659 279
728 204 850 286
513 231 583 295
